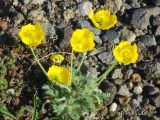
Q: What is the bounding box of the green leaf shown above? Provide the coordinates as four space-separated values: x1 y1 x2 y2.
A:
0 107 17 120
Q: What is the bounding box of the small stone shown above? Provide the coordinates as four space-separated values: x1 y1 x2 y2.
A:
118 85 132 97
118 97 131 104
131 99 140 108
144 85 159 95
112 68 123 79
8 88 15 95
99 81 117 106
101 30 119 44
109 102 117 112
120 29 136 42
153 79 160 85
113 79 123 86
124 68 133 80
133 86 143 94
22 0 31 4
63 9 74 21
76 19 91 28
155 26 160 36
48 24 56 36
151 93 160 107
31 0 46 4
152 14 160 26
131 73 141 83
150 0 160 6
144 104 156 110
126 80 134 89
94 36 102 45
97 51 114 64
77 1 93 16
138 35 157 47
0 20 8 31
130 7 160 29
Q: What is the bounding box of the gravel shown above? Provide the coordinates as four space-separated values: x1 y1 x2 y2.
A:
97 51 114 64
129 7 160 29
117 84 132 97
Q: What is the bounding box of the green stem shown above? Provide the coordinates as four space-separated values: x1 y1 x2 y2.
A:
29 47 48 77
97 61 117 85
70 50 73 80
76 53 86 73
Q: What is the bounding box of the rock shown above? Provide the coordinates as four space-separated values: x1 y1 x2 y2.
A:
113 79 123 86
126 80 134 89
143 85 159 95
155 26 160 36
130 7 160 30
120 28 136 42
150 93 160 107
131 73 141 83
22 0 31 4
138 35 157 47
8 88 15 95
152 14 160 26
97 51 114 64
31 0 46 4
94 36 102 45
48 24 56 36
112 68 123 79
131 99 140 108
77 1 93 16
76 19 91 28
118 84 132 97
101 30 119 44
28 9 45 21
99 81 117 106
109 102 117 112
150 0 160 6
63 9 74 21
118 97 131 104
0 20 8 31
124 68 133 80
153 79 160 86
133 86 143 94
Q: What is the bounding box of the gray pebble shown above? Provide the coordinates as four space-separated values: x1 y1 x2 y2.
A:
131 99 140 108
118 84 132 97
97 51 114 64
101 30 119 44
138 35 157 47
130 7 160 30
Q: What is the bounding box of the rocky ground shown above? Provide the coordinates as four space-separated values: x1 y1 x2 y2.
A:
0 0 160 120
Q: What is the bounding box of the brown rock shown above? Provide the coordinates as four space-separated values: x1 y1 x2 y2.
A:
0 20 8 30
131 73 141 83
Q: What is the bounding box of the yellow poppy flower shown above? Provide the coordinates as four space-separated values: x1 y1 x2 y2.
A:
18 22 45 46
70 28 95 52
89 10 117 30
113 41 138 65
47 65 71 85
50 54 64 63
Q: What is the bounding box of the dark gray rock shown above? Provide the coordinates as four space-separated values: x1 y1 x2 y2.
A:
101 30 119 44
151 0 160 6
155 26 160 36
144 85 159 95
138 35 157 47
130 7 160 29
152 14 160 26
131 99 140 108
151 93 160 107
99 81 117 106
97 51 114 64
